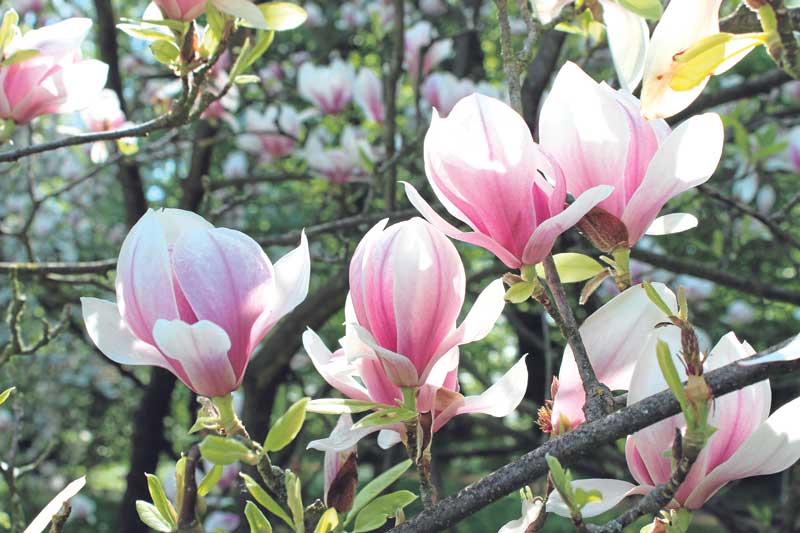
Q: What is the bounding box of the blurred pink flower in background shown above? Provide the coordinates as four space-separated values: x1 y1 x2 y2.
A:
298 59 355 114
404 21 452 80
354 67 385 123
0 18 108 124
238 105 301 161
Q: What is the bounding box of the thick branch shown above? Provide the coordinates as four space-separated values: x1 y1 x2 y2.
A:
388 338 800 532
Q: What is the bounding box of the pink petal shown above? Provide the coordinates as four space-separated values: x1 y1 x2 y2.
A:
80 297 168 368
172 227 274 378
302 329 372 402
152 319 237 397
351 324 420 387
622 113 723 244
521 184 613 265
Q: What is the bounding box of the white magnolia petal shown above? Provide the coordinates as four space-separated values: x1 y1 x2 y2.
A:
377 429 402 449
80 297 166 367
23 477 86 533
740 335 800 365
308 422 386 452
498 498 545 533
546 479 639 518
645 213 698 236
302 329 371 401
601 0 649 92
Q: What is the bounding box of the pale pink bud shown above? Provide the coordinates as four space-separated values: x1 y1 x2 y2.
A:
404 21 452 79
298 59 354 114
81 209 310 397
540 62 723 248
0 18 108 124
406 93 612 268
354 68 385 124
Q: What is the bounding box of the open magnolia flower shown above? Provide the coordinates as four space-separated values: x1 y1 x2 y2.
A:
540 62 724 251
354 67 385 124
81 209 310 398
298 59 355 114
304 218 528 451
0 16 108 125
550 282 679 433
237 104 301 161
405 93 612 269
549 332 800 516
640 0 764 119
153 0 269 28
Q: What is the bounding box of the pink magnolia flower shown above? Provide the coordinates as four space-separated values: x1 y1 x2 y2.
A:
354 68 384 124
550 283 679 433
298 59 354 114
304 218 527 450
540 62 724 249
404 21 452 80
550 333 800 516
323 414 358 511
238 105 300 161
0 18 108 124
405 93 612 269
82 89 126 133
12 0 43 15
81 209 310 398
154 0 268 28
420 73 476 117
304 126 376 184
420 0 447 16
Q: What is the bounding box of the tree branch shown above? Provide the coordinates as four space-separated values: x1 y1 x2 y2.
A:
388 337 800 532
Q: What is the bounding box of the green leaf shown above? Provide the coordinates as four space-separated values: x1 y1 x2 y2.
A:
145 473 177 529
198 464 223 496
199 435 257 465
351 408 416 430
206 3 226 35
264 397 309 452
545 454 573 506
504 281 534 304
0 386 15 407
174 457 186 512
135 501 173 532
314 508 339 533
240 473 294 527
573 488 602 509
616 0 662 20
345 459 413 526
245 501 273 533
120 16 188 32
150 39 180 64
306 398 390 415
234 74 261 84
670 32 765 92
656 340 689 415
642 281 674 317
352 490 417 533
117 23 171 42
0 511 10 529
240 2 308 30
234 30 275 75
285 470 304 533
534 253 605 283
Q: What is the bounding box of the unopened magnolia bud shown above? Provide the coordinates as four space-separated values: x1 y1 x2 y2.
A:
327 453 358 513
576 207 630 254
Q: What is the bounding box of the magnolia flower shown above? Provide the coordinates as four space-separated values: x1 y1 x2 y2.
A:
337 2 368 30
298 59 355 114
153 0 268 28
498 497 544 533
639 0 760 119
404 21 452 79
304 218 527 450
303 2 326 26
82 89 126 133
353 68 384 124
305 126 376 184
550 283 679 433
420 0 447 15
541 63 723 250
203 512 240 532
12 0 43 15
420 73 477 117
405 93 612 269
550 333 800 516
0 18 108 125
81 209 310 398
238 105 301 161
